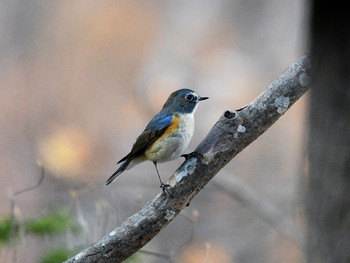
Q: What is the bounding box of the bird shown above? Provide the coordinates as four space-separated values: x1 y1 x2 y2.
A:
106 89 208 191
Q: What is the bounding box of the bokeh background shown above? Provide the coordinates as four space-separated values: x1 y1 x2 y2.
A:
0 0 308 262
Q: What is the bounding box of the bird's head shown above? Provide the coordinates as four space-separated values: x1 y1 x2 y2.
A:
162 89 209 114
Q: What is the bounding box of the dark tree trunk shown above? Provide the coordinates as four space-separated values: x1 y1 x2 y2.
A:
306 2 350 263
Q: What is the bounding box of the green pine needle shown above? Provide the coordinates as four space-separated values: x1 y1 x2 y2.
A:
0 208 79 246
25 208 79 236
0 217 14 244
40 248 73 263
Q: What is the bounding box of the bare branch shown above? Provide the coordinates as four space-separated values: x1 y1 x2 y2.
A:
138 250 174 263
12 162 45 197
3 163 45 263
211 177 304 249
65 54 310 263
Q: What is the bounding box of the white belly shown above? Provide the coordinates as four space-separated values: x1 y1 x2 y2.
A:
145 113 194 163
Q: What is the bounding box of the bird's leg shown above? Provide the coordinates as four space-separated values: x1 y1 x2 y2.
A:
181 151 204 160
236 104 249 111
153 162 172 195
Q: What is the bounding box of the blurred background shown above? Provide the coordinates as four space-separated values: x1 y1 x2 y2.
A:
0 0 308 262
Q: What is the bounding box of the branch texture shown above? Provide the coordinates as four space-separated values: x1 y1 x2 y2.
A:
65 54 310 263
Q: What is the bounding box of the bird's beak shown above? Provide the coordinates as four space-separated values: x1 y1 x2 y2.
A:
198 96 209 101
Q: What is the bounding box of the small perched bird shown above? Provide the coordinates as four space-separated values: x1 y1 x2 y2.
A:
106 89 208 190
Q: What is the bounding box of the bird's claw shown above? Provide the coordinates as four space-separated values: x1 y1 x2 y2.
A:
160 183 173 197
236 104 249 111
181 151 204 160
160 183 170 189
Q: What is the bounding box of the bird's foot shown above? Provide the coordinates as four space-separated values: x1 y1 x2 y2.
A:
236 104 249 111
160 183 173 197
160 183 170 189
181 151 204 160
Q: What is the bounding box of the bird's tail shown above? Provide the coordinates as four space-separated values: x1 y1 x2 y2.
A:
106 159 131 185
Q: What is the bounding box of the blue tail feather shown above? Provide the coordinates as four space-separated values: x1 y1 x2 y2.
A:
106 159 130 185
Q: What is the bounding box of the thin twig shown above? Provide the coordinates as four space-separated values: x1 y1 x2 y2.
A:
3 163 45 263
138 250 175 263
137 210 198 262
211 176 304 249
13 163 45 197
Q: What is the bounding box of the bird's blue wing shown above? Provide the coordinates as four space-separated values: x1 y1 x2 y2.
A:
108 113 174 185
117 113 173 163
145 113 173 131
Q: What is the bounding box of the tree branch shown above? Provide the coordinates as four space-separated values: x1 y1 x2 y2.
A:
65 54 310 263
212 176 304 249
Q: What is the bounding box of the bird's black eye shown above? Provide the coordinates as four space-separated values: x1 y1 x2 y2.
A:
185 94 194 101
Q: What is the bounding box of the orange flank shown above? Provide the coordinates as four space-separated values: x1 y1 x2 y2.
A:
158 115 179 140
144 115 179 160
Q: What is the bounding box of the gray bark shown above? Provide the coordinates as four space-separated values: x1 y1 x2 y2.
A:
65 54 310 263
